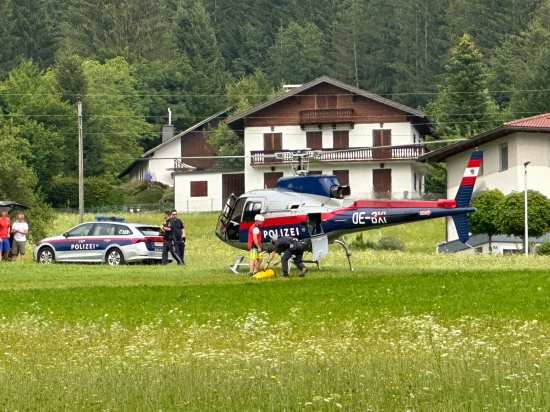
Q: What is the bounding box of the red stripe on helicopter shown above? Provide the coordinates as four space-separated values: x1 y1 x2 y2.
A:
460 176 477 186
467 158 482 168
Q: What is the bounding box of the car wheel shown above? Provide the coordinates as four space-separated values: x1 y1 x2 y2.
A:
106 248 125 266
38 247 55 264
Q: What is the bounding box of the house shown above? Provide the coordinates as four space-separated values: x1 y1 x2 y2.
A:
118 109 246 212
118 109 229 186
225 76 433 200
419 112 550 252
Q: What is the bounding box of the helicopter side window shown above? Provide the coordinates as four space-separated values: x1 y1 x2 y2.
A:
242 201 263 223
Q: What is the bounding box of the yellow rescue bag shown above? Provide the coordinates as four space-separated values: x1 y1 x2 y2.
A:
251 268 276 279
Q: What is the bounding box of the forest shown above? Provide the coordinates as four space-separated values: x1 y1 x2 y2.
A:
1 0 550 222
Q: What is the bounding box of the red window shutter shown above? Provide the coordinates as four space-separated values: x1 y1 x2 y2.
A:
264 172 283 189
306 131 322 150
263 133 282 153
332 170 349 185
333 131 349 149
190 181 208 197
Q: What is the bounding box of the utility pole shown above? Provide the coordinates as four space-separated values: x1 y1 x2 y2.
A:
78 97 84 223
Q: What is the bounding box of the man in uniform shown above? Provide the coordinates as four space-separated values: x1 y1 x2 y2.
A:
248 214 264 276
160 210 183 265
171 209 186 264
266 234 308 277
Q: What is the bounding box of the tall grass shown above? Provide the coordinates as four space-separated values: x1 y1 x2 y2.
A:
1 212 550 410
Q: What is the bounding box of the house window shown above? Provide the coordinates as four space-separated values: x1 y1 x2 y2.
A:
190 181 208 197
373 129 392 159
306 131 322 150
264 133 282 153
309 171 323 175
333 170 349 185
333 131 349 149
316 94 337 109
414 173 417 191
264 172 283 189
500 143 508 171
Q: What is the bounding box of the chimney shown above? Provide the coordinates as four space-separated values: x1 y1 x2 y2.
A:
162 108 175 142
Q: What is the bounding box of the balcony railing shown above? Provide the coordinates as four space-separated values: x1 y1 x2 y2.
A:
250 145 425 165
299 108 354 127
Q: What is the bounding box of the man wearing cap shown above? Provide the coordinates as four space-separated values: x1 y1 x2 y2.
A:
248 214 264 276
266 234 308 278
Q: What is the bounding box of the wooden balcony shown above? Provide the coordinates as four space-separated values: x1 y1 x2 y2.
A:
250 145 425 165
299 108 354 127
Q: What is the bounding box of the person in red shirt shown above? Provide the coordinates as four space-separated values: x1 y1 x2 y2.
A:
248 214 264 276
0 211 11 261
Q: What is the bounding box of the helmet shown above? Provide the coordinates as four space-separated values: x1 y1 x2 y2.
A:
255 214 265 222
271 233 278 243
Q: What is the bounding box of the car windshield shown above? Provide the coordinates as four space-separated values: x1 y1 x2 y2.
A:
136 226 162 236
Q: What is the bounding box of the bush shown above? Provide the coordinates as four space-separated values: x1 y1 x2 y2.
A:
536 241 550 256
47 176 124 208
349 233 405 251
135 186 165 204
349 233 378 250
376 236 405 251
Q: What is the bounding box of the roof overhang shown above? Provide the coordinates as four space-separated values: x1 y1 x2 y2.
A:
418 126 550 163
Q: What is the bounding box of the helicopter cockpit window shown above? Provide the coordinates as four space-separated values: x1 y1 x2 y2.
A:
242 201 263 222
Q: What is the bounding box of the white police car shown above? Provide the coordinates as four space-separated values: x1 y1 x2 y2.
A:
33 217 169 265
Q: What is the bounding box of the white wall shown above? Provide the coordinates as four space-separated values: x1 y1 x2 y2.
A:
174 171 225 213
244 123 422 193
445 131 550 241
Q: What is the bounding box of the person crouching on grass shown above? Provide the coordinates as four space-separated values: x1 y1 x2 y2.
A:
248 214 264 276
11 213 28 263
266 234 309 278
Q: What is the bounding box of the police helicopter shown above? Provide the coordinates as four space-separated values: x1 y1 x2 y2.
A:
215 149 483 271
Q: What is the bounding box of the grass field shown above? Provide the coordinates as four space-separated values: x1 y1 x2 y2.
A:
1 212 550 411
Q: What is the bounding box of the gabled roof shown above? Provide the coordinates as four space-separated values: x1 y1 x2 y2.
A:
418 113 550 163
504 112 550 128
118 109 229 178
224 75 429 125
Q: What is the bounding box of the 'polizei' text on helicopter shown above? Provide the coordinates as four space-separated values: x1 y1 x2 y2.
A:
215 149 483 270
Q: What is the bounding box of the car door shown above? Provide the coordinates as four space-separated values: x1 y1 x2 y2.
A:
55 223 95 261
88 223 117 261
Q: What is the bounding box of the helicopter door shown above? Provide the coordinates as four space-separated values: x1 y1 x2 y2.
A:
306 213 328 261
215 194 238 241
306 213 324 236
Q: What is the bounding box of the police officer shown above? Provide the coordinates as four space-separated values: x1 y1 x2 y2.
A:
161 210 183 265
171 209 185 264
266 234 308 277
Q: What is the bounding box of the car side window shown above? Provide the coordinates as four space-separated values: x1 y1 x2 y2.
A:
115 225 132 236
91 224 116 236
67 223 94 237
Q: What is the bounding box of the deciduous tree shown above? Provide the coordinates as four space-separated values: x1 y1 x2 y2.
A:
469 189 505 251
496 190 550 239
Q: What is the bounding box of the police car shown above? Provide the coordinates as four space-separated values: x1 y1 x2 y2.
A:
33 217 170 265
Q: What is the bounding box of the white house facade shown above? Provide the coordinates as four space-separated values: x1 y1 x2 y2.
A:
226 76 432 205
420 113 550 250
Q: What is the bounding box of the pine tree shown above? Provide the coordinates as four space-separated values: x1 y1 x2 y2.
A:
268 22 327 84
426 34 501 140
174 0 228 117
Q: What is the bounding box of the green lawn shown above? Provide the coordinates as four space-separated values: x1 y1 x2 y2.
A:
1 213 549 411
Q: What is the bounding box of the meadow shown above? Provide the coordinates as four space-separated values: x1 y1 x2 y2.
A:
1 212 550 411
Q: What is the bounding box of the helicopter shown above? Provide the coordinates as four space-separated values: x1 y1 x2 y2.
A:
215 149 483 271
